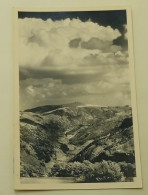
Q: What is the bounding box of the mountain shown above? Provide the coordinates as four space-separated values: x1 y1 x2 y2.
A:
20 103 136 182
24 102 84 113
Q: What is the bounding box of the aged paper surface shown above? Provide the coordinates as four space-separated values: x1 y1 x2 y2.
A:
13 6 142 190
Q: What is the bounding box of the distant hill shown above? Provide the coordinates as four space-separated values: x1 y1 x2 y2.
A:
24 102 84 113
20 103 136 182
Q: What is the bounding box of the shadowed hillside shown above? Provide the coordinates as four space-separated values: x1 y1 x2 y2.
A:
20 103 136 182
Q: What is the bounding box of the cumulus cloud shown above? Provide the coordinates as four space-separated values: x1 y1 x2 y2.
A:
19 18 121 70
19 17 130 109
113 24 128 51
20 78 131 110
123 25 128 40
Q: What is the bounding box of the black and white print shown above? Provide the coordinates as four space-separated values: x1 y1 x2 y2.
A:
15 8 142 189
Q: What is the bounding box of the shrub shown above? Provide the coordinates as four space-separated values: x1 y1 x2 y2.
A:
119 162 136 177
92 161 125 182
50 160 125 182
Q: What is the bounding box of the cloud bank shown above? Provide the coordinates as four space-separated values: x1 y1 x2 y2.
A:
19 17 130 110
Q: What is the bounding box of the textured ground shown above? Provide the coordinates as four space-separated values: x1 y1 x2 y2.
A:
20 102 136 182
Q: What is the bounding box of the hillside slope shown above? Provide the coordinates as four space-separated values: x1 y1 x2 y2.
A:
20 103 136 182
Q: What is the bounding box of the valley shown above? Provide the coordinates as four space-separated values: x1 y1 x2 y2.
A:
20 102 136 182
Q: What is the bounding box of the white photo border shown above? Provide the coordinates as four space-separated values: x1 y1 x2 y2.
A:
13 6 142 190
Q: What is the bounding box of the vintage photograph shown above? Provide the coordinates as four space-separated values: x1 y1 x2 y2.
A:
14 7 142 189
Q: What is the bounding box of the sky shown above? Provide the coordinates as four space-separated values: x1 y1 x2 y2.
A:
18 10 131 110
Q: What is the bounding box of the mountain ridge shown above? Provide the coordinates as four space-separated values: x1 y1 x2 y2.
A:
20 103 135 182
24 102 85 113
